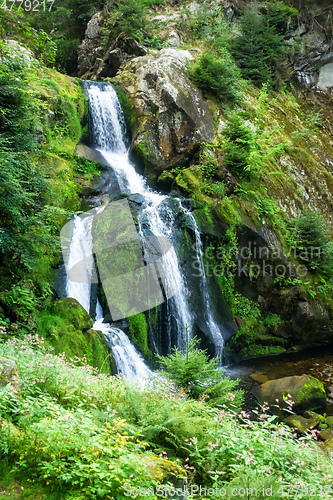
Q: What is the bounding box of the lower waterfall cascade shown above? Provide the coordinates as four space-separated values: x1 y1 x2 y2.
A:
64 81 227 378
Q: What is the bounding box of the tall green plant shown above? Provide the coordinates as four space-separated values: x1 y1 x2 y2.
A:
157 336 243 409
224 116 253 176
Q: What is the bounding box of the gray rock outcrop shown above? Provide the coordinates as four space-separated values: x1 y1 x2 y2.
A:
116 49 214 182
78 13 147 79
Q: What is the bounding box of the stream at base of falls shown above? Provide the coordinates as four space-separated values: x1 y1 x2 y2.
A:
226 344 333 416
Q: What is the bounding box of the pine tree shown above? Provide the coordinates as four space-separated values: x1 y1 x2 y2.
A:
231 4 290 87
157 336 244 409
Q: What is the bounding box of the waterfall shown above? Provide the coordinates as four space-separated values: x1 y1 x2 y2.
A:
94 319 152 381
84 80 193 352
65 214 95 314
64 80 225 379
181 204 225 360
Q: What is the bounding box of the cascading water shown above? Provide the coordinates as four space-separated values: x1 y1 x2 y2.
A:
64 80 225 379
65 214 95 314
64 210 151 379
85 81 193 352
181 204 225 361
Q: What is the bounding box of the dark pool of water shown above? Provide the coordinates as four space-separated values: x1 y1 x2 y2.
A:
224 344 333 415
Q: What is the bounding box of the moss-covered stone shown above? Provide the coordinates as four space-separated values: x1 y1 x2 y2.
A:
303 410 325 423
253 374 326 414
128 313 151 357
0 357 19 391
38 299 113 375
284 414 319 434
325 416 333 427
51 298 93 331
141 455 186 483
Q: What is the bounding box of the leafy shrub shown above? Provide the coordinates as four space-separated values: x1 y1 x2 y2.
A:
190 50 242 103
202 181 225 198
197 149 219 178
29 1 96 73
54 94 82 139
1 338 333 499
292 211 332 275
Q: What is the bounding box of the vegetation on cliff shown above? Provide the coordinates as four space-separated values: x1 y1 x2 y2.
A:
1 0 333 497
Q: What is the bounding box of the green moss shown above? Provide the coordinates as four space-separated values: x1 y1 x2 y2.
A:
149 305 160 330
293 377 326 411
239 345 287 357
37 300 112 375
128 312 151 357
51 298 93 331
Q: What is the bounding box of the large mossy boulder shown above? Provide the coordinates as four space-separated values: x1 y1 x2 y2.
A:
39 299 114 375
0 356 19 390
51 298 93 331
116 48 214 183
253 374 326 414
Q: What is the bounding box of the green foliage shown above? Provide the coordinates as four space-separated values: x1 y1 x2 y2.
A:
189 1 238 49
0 10 57 66
223 116 254 176
202 181 225 198
54 94 82 140
73 157 102 179
1 339 332 499
197 149 219 178
190 51 242 103
157 337 243 409
0 43 94 328
291 211 332 275
28 0 96 73
231 3 298 87
114 87 136 137
104 0 148 42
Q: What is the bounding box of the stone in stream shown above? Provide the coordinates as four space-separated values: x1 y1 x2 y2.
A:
284 414 321 434
303 410 325 423
253 374 326 414
325 416 333 427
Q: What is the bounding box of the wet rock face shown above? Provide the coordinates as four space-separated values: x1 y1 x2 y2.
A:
78 11 104 77
117 49 214 183
288 2 333 89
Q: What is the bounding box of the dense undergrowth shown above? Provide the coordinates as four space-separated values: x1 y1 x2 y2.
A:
0 41 102 343
1 340 333 499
